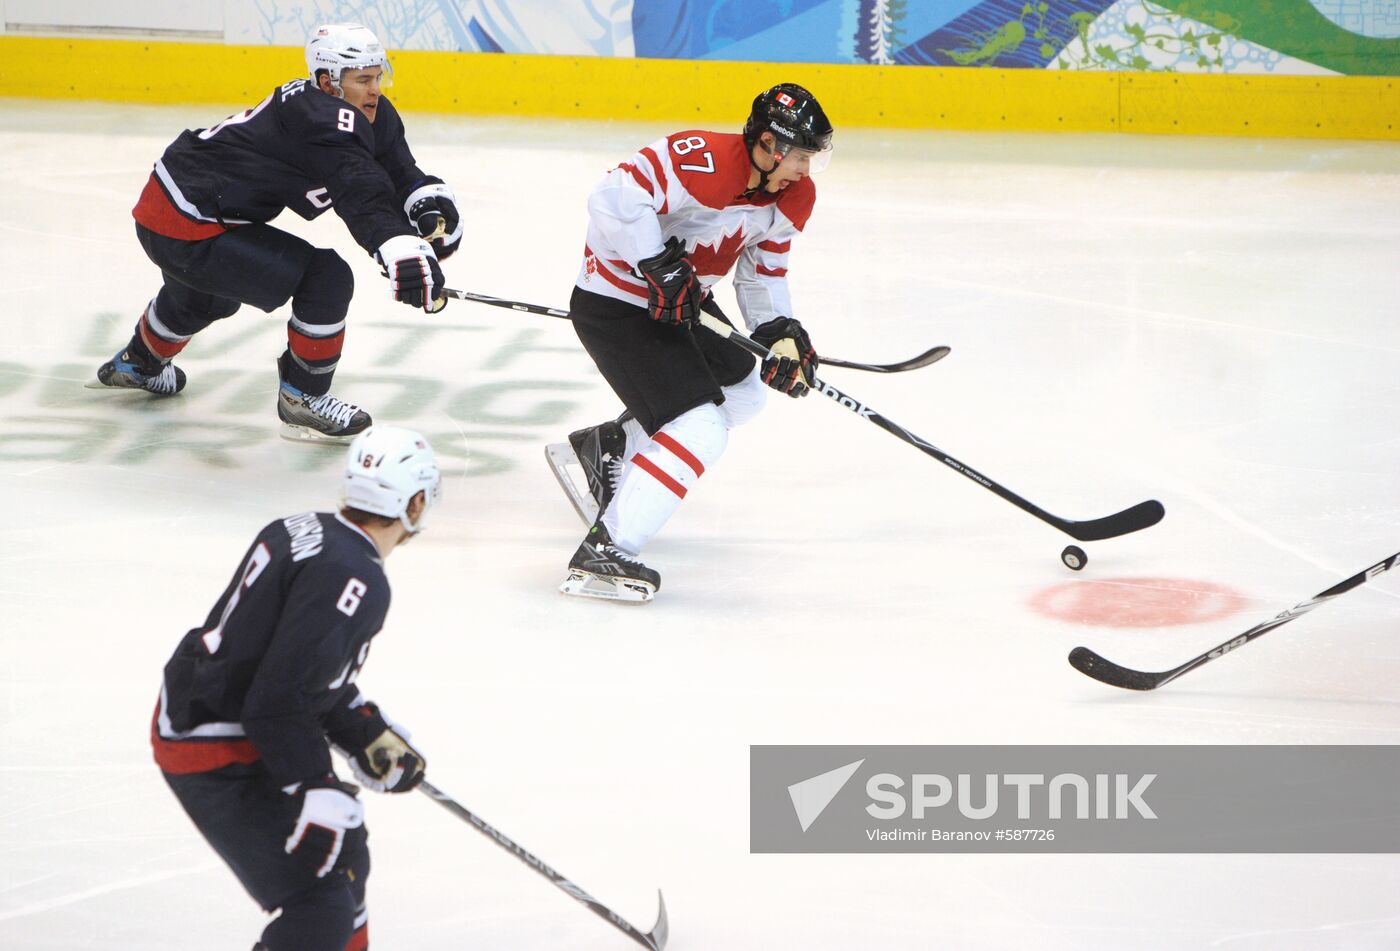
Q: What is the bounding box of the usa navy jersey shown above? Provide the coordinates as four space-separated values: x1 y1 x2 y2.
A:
154 512 392 786
140 79 423 253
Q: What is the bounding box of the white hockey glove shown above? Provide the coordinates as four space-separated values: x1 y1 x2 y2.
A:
403 177 463 259
284 776 365 878
376 235 447 313
350 726 427 794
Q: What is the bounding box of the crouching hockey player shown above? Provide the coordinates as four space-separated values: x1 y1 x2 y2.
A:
547 83 833 602
152 426 440 950
95 23 462 443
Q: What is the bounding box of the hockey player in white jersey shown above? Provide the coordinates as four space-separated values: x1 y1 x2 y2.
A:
549 83 832 602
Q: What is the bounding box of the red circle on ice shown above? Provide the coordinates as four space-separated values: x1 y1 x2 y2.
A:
1028 577 1250 628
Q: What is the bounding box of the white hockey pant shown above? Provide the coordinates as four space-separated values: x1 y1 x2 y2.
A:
603 366 766 554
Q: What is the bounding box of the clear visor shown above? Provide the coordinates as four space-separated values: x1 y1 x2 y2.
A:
334 58 393 90
774 143 833 174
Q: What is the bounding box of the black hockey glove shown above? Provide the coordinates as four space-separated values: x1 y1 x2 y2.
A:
636 236 700 327
283 775 365 878
349 725 426 794
402 176 463 260
751 317 818 398
376 235 447 314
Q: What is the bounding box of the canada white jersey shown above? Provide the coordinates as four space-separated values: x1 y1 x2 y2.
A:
577 130 816 331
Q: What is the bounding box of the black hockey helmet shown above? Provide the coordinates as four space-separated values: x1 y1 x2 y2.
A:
742 83 834 159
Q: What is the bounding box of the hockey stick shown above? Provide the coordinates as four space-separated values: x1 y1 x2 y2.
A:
418 779 669 950
446 285 1156 539
440 287 950 373
697 313 1164 542
1069 550 1400 690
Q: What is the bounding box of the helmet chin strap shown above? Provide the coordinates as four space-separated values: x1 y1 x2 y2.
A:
746 139 782 196
396 490 429 537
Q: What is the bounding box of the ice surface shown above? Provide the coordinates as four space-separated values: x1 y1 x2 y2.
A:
1 99 1398 949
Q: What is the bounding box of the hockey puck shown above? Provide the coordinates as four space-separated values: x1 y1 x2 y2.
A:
1061 545 1087 571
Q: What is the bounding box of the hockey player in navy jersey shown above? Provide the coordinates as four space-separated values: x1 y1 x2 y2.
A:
547 84 832 602
153 426 440 950
95 23 461 443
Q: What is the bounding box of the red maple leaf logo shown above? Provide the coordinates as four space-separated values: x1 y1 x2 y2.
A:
687 229 747 278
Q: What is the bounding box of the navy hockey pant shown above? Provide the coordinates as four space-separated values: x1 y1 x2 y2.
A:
162 763 369 951
134 223 354 395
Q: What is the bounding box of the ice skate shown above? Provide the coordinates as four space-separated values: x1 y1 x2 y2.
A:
544 419 626 526
89 347 186 396
560 521 659 603
277 380 371 445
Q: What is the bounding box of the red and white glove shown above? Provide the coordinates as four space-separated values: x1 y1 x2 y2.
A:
636 237 700 326
284 776 365 878
751 317 818 397
376 235 447 314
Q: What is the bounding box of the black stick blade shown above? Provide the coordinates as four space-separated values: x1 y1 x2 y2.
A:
1067 647 1167 690
825 345 951 374
892 345 951 371
1062 499 1165 542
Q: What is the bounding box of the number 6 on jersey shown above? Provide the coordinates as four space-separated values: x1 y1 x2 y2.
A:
337 577 367 617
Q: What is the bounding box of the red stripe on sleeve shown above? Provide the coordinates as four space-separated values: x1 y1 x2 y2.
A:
632 453 687 498
640 147 666 186
756 265 788 278
640 147 669 214
653 432 705 477
758 239 791 253
595 261 648 299
618 162 654 195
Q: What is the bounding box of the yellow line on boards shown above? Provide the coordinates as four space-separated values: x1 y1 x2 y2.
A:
1 36 1394 140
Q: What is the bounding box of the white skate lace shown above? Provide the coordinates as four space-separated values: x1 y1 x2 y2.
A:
307 393 360 428
600 543 645 568
148 363 181 395
606 453 625 496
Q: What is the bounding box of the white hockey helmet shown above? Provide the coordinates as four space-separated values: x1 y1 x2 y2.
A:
342 426 441 534
305 23 393 93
